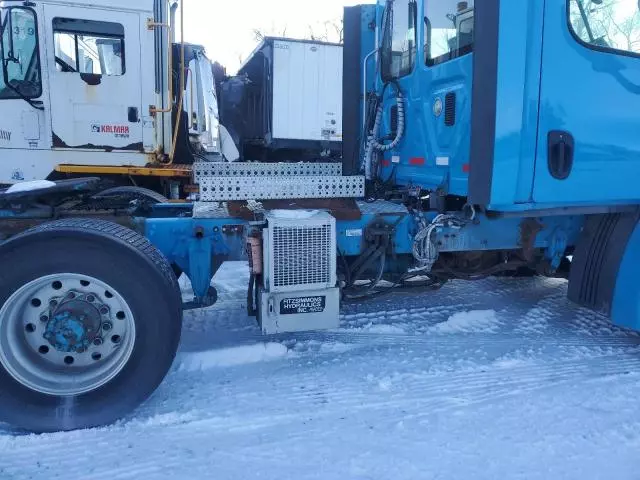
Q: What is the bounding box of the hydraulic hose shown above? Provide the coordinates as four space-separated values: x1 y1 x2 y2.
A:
363 82 405 180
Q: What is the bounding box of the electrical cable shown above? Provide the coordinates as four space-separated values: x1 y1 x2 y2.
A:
412 214 467 270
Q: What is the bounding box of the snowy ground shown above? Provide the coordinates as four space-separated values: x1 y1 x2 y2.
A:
2 262 640 479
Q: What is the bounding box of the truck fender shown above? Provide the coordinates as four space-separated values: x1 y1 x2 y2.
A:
611 220 640 330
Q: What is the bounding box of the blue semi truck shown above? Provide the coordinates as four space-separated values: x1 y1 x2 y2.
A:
0 0 639 432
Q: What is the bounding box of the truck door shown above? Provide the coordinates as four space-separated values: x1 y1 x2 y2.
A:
43 5 143 152
374 0 474 197
0 5 48 182
534 0 640 204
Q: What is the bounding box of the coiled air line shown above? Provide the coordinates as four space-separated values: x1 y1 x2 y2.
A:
363 81 406 180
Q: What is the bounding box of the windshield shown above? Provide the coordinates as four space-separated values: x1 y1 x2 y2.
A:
570 0 640 52
0 6 42 99
424 0 474 65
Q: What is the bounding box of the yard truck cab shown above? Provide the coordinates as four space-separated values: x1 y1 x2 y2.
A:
0 0 228 197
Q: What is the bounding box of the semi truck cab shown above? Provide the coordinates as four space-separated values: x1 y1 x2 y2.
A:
352 0 640 210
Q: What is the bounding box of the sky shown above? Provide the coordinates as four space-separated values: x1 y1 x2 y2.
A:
182 0 367 74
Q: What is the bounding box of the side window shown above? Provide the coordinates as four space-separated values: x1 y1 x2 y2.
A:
569 0 640 55
424 0 474 66
381 0 417 80
53 18 125 76
0 7 42 99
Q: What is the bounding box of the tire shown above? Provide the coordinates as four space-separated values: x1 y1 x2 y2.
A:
0 219 182 432
93 186 169 204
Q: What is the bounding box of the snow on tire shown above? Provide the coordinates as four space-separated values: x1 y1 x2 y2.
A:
0 219 182 432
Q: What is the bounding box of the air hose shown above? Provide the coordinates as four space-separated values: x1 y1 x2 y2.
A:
362 81 405 180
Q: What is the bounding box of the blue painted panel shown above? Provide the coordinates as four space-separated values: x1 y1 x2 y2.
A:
143 217 246 298
374 1 473 197
612 221 640 331
433 215 584 255
490 0 545 206
534 0 640 204
386 57 474 196
336 212 414 256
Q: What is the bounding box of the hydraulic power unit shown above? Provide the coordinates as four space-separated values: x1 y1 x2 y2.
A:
258 210 340 335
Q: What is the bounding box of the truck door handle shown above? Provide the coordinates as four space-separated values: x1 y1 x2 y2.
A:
547 130 574 180
128 107 140 123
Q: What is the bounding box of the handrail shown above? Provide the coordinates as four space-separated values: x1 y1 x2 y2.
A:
168 0 185 164
147 18 173 115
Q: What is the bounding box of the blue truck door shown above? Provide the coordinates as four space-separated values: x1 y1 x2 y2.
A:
376 0 474 197
534 0 640 205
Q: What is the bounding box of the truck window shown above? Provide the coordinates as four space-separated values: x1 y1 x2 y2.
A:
569 0 640 55
0 7 42 99
381 0 418 80
424 0 474 66
53 18 125 76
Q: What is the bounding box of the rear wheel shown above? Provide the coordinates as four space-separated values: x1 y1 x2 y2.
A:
0 219 182 432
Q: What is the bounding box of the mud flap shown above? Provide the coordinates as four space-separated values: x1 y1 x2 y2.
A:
568 212 640 329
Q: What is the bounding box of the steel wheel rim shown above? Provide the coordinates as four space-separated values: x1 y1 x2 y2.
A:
0 274 136 396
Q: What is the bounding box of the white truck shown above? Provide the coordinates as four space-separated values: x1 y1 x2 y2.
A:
0 0 229 197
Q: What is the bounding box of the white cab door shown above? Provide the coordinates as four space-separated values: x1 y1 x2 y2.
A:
0 5 49 183
43 5 143 152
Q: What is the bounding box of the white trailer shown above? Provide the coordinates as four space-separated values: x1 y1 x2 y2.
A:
220 37 343 161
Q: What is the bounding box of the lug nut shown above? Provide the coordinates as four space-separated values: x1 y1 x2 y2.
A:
93 338 103 346
86 295 95 303
99 306 109 315
49 300 58 308
76 346 86 354
40 315 48 323
102 322 113 332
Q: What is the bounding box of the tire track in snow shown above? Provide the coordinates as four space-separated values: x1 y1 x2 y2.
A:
167 345 640 431
278 353 640 407
4 354 637 480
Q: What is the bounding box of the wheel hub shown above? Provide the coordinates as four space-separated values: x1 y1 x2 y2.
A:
0 274 136 396
43 294 103 353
